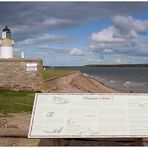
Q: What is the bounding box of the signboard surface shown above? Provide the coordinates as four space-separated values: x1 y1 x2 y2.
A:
28 93 148 138
26 63 37 71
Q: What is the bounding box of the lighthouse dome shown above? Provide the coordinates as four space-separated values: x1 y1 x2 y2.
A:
3 25 11 33
2 25 11 39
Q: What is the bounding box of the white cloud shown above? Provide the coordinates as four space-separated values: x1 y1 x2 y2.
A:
104 48 113 53
70 48 87 55
11 17 76 36
42 17 74 26
112 15 148 39
90 15 148 60
113 57 124 64
37 45 49 49
94 54 148 65
17 34 70 46
91 15 148 44
91 26 125 43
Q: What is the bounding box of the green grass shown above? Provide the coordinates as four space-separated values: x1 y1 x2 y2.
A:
43 69 75 80
0 89 35 113
0 69 77 113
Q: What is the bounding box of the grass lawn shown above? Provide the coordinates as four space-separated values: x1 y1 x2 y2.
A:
0 89 35 113
0 69 77 113
43 69 75 80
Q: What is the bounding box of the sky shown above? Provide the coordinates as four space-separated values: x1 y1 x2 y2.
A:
0 2 148 66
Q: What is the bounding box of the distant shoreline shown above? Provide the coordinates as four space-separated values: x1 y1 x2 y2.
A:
84 64 148 67
44 64 148 68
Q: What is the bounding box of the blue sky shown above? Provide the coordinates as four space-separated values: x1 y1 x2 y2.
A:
0 2 148 66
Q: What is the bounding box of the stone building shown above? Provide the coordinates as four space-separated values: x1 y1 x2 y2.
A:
0 26 44 91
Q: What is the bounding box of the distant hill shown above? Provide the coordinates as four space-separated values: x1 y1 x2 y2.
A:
44 66 82 69
84 64 148 67
44 64 148 68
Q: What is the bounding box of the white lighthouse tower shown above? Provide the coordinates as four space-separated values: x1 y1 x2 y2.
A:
0 25 14 58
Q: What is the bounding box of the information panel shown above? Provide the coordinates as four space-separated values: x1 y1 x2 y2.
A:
26 63 37 71
28 93 148 138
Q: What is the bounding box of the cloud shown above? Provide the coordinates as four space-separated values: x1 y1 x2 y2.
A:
91 15 148 44
0 2 148 65
91 26 125 43
112 57 125 64
104 49 113 54
12 18 76 36
112 15 148 39
0 2 148 42
89 54 148 65
17 34 71 46
42 18 75 27
70 48 87 55
90 15 148 59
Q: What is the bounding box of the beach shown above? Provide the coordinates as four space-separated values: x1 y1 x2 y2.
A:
44 71 118 93
60 66 148 93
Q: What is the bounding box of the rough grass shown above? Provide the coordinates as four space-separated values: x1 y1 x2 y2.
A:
0 89 35 113
0 69 77 113
43 69 75 80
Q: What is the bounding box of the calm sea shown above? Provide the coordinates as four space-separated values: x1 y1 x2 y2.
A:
55 66 148 93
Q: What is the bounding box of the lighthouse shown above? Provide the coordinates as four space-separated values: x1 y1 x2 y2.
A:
0 25 14 58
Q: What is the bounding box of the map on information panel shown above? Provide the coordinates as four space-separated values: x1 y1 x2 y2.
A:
28 93 148 138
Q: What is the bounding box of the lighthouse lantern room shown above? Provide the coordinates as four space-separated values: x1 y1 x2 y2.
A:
0 25 14 58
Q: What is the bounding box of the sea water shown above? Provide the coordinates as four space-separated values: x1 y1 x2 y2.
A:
57 66 148 93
